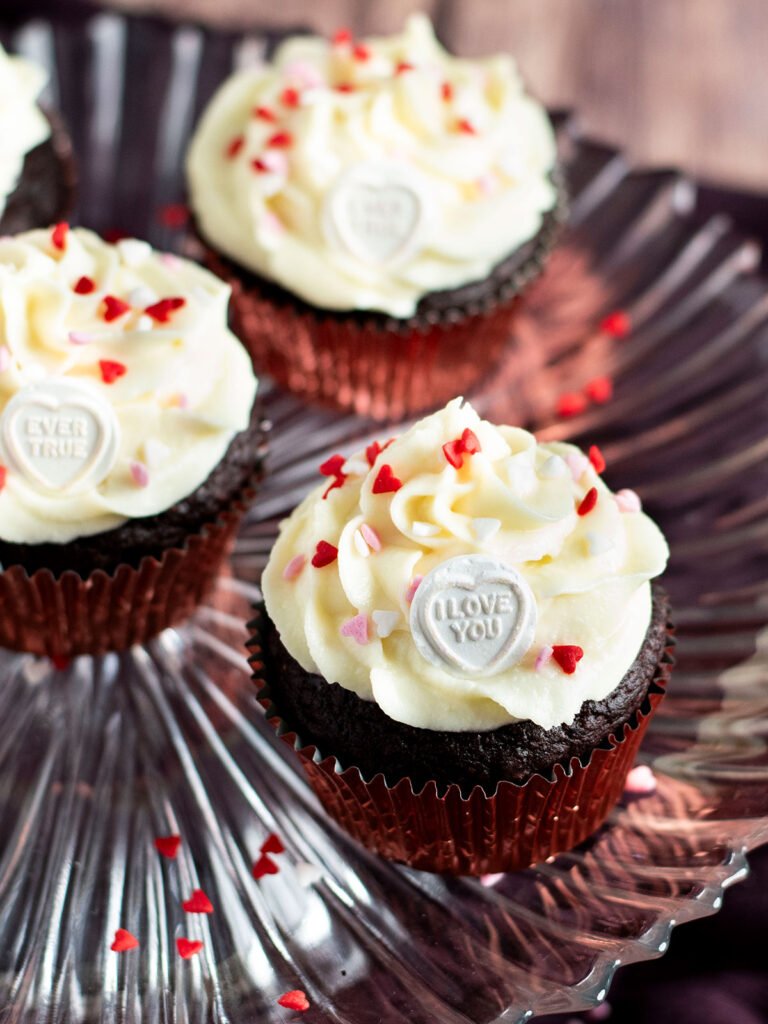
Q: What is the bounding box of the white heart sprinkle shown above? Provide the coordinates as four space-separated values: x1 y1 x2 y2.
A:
143 439 171 467
412 521 439 537
472 517 501 542
615 489 642 513
539 454 566 478
372 609 399 638
566 453 589 482
128 286 157 309
353 529 370 558
135 315 154 332
117 238 152 267
342 457 369 476
295 861 325 888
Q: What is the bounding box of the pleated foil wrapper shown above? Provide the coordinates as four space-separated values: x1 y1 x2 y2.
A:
250 611 675 876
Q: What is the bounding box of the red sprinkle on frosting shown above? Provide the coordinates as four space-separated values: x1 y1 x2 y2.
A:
260 832 286 855
182 889 214 915
320 454 347 499
252 854 280 879
252 158 269 173
365 438 394 467
443 428 481 469
577 487 598 516
102 295 131 322
225 135 245 159
600 310 631 338
111 929 139 952
154 834 181 859
74 275 96 295
51 222 69 252
395 61 414 74
335 82 356 93
311 540 339 568
254 105 277 122
267 131 293 149
441 81 454 102
556 392 588 418
332 27 352 46
176 938 203 960
277 991 310 1012
552 645 584 675
281 86 301 108
352 43 371 61
586 376 614 404
456 117 476 135
99 359 127 385
145 296 186 323
588 445 606 474
372 463 402 494
0 465 6 492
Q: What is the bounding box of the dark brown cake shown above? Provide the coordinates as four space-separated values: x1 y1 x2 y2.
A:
0 114 75 235
257 585 669 794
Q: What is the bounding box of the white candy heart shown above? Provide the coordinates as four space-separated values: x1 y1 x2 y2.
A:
372 609 400 638
0 379 120 494
410 555 537 677
324 161 428 266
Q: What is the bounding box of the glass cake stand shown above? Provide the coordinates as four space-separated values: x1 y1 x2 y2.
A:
1 11 768 1023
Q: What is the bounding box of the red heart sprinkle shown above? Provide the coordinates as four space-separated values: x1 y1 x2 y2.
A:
182 889 214 915
0 465 6 492
332 27 352 46
319 454 346 478
254 105 277 122
252 158 270 173
145 297 186 323
372 464 402 494
176 937 203 960
157 203 190 229
365 438 395 466
281 87 301 108
102 295 131 322
335 82 355 93
260 832 285 856
588 445 606 474
556 392 587 418
461 428 480 454
267 131 293 149
443 428 481 469
352 43 370 61
311 540 338 568
111 928 139 952
600 310 631 338
456 118 476 135
277 990 310 1012
252 854 280 879
577 487 598 516
586 376 613 404
50 654 71 671
154 834 181 859
395 61 414 74
99 359 128 385
551 645 584 674
74 275 96 295
441 81 454 102
225 135 244 159
51 222 69 252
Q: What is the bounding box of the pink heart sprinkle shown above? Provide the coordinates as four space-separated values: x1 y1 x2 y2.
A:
0 345 10 371
615 488 642 513
340 613 369 645
624 764 657 796
129 460 149 487
284 59 323 89
282 554 306 581
535 645 553 671
360 523 381 552
68 331 93 346
405 575 423 604
261 150 289 176
160 252 181 268
565 452 589 482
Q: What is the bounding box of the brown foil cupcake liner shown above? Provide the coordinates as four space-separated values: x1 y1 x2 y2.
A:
0 476 260 661
249 613 674 875
199 178 566 421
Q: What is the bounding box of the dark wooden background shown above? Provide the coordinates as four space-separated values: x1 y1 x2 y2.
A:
101 0 768 193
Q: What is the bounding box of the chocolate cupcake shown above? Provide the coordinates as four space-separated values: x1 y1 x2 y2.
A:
187 16 562 420
0 43 75 234
0 226 259 658
254 399 672 874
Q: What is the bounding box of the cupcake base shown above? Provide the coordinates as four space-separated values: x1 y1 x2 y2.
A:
249 596 674 875
0 111 76 235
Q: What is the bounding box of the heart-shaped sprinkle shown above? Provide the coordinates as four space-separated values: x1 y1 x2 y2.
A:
442 428 481 469
624 764 657 796
154 834 181 859
267 131 293 149
456 117 477 135
311 540 338 568
413 521 439 537
565 452 589 482
254 105 277 122
68 331 93 345
340 613 369 645
586 376 613 403
360 523 381 551
117 239 152 267
372 609 399 638
99 360 128 384
535 645 553 671
472 517 500 542
225 135 245 159
145 297 185 323
395 61 414 74
319 454 345 478
281 86 301 107
260 832 285 856
556 392 587 418
352 42 370 61
600 310 631 338
615 488 642 513
441 81 454 102
73 275 96 295
277 991 310 1012
353 529 370 558
372 464 402 494
182 889 214 914
0 465 7 492
588 445 606 474
144 439 171 468
252 854 279 879
577 487 598 517
130 460 149 488
365 438 394 466
332 27 352 46
102 295 131 322
176 937 203 960
282 554 306 581
295 861 325 888
51 222 69 252
405 576 423 604
551 645 584 674
111 928 139 952
539 454 566 479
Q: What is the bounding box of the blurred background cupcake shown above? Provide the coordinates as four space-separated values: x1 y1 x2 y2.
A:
186 15 562 420
0 225 260 658
0 41 75 235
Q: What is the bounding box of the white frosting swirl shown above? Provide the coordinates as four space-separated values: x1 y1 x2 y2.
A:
0 44 51 217
262 399 669 732
186 15 557 318
0 227 257 544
